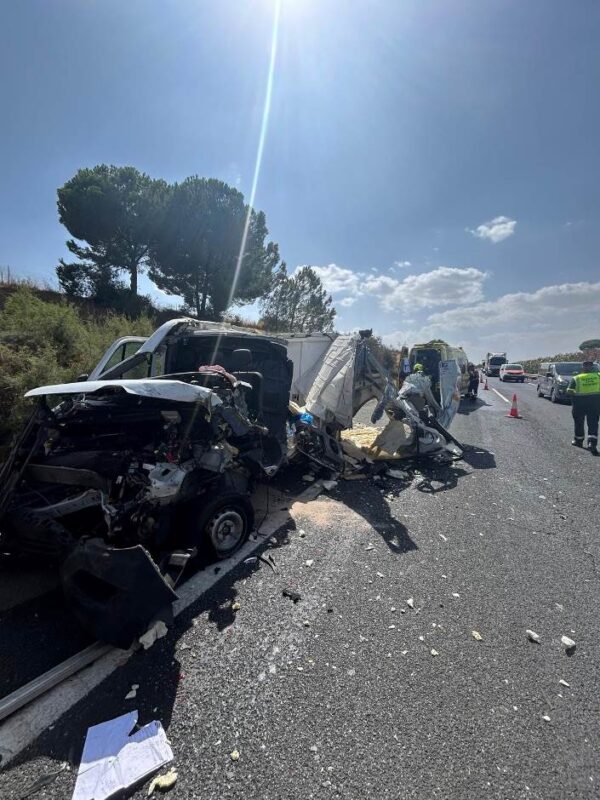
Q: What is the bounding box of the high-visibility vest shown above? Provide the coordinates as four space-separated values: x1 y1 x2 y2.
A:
567 372 600 396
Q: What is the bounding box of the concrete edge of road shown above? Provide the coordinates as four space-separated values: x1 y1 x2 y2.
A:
0 482 323 767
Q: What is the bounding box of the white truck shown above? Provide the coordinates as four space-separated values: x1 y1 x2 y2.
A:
485 352 507 377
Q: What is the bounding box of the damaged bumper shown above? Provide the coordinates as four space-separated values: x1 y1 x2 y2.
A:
61 539 178 649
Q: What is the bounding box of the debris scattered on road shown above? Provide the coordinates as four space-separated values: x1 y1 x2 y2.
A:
376 571 384 578
542 714 551 722
125 684 139 700
390 606 397 612
230 749 240 762
139 620 169 650
19 762 68 799
555 603 564 612
321 479 338 490
452 592 460 598
406 598 415 609
526 630 541 643
430 648 439 657
559 679 570 688
439 533 448 542
471 630 483 641
366 543 375 551
388 469 409 480
148 768 178 796
305 559 314 567
303 620 310 627
302 474 315 482
231 601 241 612
243 553 276 572
561 635 576 653
282 588 302 604
538 495 547 500
72 711 173 800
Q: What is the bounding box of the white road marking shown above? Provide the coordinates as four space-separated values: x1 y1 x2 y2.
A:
0 482 323 765
491 386 511 403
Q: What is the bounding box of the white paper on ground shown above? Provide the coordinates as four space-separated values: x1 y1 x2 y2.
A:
72 711 173 800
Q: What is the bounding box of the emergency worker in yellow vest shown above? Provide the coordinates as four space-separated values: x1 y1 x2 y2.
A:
567 360 600 455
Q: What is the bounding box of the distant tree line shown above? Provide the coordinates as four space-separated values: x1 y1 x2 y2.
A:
520 341 600 375
56 164 336 332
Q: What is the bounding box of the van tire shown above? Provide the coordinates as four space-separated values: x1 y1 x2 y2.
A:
185 492 253 560
537 384 544 397
550 388 559 403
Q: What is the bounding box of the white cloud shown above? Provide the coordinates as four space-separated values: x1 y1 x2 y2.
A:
382 281 600 361
468 215 517 244
364 267 487 312
393 260 412 269
301 263 486 313
306 264 361 295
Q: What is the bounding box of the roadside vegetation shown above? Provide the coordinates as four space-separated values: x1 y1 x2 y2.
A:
0 288 153 447
521 340 600 374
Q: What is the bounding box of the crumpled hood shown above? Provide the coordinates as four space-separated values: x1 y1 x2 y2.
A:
24 378 222 407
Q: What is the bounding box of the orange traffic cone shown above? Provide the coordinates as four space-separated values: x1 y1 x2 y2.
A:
507 393 521 419
483 378 489 390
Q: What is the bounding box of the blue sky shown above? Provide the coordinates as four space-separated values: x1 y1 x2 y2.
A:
1 0 599 359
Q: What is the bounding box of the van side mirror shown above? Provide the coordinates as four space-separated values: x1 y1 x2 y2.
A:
76 373 89 382
546 372 552 378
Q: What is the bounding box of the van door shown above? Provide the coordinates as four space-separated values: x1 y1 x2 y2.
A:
546 364 557 394
88 337 148 380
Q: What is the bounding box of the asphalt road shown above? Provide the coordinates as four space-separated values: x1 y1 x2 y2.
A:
2 377 599 799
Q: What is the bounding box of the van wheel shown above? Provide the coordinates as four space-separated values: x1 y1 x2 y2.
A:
550 388 559 403
186 492 253 559
537 385 544 397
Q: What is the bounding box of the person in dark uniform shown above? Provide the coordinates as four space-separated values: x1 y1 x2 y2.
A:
567 360 600 455
466 363 479 400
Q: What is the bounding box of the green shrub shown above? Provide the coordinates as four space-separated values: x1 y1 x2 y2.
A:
0 288 154 446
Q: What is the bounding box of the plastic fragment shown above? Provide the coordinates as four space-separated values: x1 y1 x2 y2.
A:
542 715 551 722
321 479 338 490
366 544 374 551
526 629 541 643
471 630 483 641
302 474 315 482
282 588 301 604
388 469 409 479
559 679 570 687
376 572 384 578
148 768 178 796
139 620 169 650
561 635 576 651
305 559 314 567
439 533 448 542
230 750 240 761
430 648 439 657
232 601 241 612
125 684 139 700
406 598 415 609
